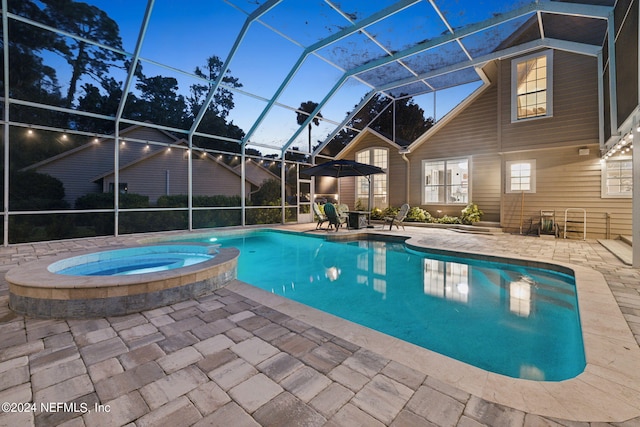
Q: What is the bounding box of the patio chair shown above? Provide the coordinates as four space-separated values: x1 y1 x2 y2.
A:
336 204 350 227
324 203 347 232
384 203 410 230
313 202 328 230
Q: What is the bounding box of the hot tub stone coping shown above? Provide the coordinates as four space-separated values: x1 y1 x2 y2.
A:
6 243 237 290
6 243 239 318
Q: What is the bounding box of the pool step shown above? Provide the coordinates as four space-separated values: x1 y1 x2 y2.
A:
449 224 503 235
598 237 632 266
398 221 503 235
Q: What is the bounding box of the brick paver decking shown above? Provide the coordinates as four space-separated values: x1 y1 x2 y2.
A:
0 226 639 426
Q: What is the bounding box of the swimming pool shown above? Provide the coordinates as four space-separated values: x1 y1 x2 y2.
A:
179 230 585 381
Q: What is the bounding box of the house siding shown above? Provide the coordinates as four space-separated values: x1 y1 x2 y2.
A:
103 150 251 203
340 49 626 238
30 126 176 206
337 132 407 210
407 83 500 221
500 50 600 151
501 144 631 239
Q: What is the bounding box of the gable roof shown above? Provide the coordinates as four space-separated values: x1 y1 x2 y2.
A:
407 66 494 152
234 159 283 183
23 124 181 172
335 127 405 159
92 140 266 188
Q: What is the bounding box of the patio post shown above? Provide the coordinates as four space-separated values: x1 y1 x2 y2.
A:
633 118 640 267
2 0 8 246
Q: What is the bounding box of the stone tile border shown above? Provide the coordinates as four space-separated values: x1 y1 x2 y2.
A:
1 225 639 425
6 244 239 318
220 229 640 422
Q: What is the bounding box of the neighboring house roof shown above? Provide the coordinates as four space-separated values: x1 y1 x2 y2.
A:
93 140 266 188
22 124 180 172
234 159 283 185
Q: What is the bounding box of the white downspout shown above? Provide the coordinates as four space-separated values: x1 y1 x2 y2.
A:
400 149 410 205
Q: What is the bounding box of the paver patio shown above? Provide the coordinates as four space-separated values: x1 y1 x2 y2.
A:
0 224 639 426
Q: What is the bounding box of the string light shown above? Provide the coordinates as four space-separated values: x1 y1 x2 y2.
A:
604 131 634 159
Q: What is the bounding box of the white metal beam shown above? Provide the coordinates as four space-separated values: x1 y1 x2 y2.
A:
608 10 618 137
373 38 600 95
2 0 9 246
241 0 420 147
188 0 282 138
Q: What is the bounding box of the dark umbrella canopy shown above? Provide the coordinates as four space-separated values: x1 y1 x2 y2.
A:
303 159 385 178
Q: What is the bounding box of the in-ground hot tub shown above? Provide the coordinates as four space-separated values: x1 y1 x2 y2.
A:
6 243 239 318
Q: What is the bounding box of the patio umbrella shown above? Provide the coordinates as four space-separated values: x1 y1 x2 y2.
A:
303 159 385 178
303 160 385 224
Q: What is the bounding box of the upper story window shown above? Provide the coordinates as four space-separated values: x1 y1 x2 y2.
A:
511 50 553 122
505 160 536 193
602 157 632 198
422 158 468 204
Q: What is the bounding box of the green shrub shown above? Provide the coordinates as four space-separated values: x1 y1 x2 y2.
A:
370 207 384 220
157 194 242 208
355 199 366 211
406 207 431 222
460 202 483 225
379 206 398 220
434 215 460 224
10 171 66 203
75 192 149 209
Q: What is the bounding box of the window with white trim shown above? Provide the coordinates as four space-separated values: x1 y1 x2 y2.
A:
422 158 468 204
506 160 536 193
355 148 388 208
602 157 632 197
511 50 553 122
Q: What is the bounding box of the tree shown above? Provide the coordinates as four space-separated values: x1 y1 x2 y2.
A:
3 1 65 120
187 56 246 154
41 0 125 108
372 96 434 143
296 101 323 153
323 93 434 156
126 75 189 128
76 77 123 132
188 56 242 120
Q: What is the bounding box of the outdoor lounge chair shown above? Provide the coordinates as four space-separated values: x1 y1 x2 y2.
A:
384 203 409 230
313 202 328 230
336 204 350 225
324 203 347 232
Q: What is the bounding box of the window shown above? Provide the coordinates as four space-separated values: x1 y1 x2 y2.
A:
505 160 536 193
355 148 388 209
108 183 128 194
512 50 553 121
603 157 632 197
422 158 468 204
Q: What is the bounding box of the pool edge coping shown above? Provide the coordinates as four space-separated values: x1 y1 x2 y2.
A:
210 228 640 422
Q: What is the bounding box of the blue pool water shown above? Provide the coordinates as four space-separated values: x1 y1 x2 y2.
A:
182 230 585 381
49 245 215 276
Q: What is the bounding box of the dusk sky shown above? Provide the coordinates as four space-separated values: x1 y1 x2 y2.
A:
42 0 528 153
